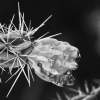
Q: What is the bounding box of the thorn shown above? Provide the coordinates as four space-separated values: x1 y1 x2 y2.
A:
0 57 15 66
7 14 15 43
56 93 62 100
0 47 6 55
0 34 6 43
37 32 50 40
84 81 89 93
6 68 22 97
35 32 62 42
18 2 22 31
8 14 15 30
27 65 30 87
26 15 52 37
9 57 17 75
45 32 62 38
0 65 5 72
18 57 30 86
5 67 21 83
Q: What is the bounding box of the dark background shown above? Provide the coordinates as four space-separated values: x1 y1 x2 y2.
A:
0 0 100 100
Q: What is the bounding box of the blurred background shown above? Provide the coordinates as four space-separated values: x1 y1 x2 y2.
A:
0 0 100 100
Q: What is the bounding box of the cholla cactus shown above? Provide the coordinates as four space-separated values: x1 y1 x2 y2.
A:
54 80 100 100
0 3 80 97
